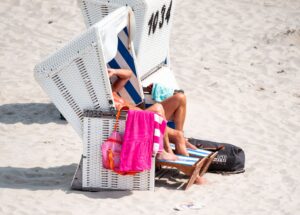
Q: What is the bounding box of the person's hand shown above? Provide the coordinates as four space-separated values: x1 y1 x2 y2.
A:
107 68 116 78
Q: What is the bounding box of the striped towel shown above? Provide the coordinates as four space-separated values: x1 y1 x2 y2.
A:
119 110 167 172
153 113 167 154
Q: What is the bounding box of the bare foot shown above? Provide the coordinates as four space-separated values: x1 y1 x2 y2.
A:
194 176 207 185
157 151 178 161
185 138 198 150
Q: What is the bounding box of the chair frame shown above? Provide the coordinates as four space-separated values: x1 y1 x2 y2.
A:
78 0 176 77
156 156 204 190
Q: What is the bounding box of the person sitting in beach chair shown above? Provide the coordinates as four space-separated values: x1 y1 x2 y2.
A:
108 68 197 159
109 67 210 186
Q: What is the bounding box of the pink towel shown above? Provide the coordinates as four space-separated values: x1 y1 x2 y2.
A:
119 110 166 172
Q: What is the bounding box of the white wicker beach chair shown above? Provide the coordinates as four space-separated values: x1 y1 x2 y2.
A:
81 110 156 191
35 7 156 191
78 0 176 78
80 110 205 191
78 0 180 107
34 7 143 137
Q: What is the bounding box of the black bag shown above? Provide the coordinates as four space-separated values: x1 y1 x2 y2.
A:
188 138 245 174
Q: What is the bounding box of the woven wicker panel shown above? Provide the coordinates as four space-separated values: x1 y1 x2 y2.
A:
34 27 115 137
82 112 155 191
81 0 121 26
79 0 175 77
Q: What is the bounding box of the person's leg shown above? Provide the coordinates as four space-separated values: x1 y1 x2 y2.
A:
145 100 205 185
147 99 191 155
160 93 186 131
167 127 189 156
146 103 166 118
163 130 173 154
160 94 198 150
146 103 177 160
146 103 193 155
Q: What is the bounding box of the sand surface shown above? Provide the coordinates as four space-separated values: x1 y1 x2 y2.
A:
1 0 300 214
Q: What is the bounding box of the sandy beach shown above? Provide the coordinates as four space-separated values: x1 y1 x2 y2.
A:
1 0 300 214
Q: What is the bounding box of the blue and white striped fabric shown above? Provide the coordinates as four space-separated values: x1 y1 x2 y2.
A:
107 27 143 106
170 143 211 157
159 155 199 166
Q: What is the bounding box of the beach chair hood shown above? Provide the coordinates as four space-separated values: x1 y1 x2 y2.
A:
34 7 143 137
79 0 175 77
97 7 135 62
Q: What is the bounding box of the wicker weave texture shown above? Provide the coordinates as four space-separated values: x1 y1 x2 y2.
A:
82 114 155 191
79 0 176 77
34 26 115 137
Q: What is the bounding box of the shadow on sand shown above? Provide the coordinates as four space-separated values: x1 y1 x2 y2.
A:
0 164 187 198
0 164 133 199
0 103 66 124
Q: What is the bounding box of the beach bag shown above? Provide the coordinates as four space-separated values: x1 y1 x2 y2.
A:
101 130 123 170
101 106 128 172
188 138 245 174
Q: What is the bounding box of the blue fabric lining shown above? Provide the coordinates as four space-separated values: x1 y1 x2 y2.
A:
117 37 137 76
108 59 141 104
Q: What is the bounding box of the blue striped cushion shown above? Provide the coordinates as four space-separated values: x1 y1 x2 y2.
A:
107 27 143 105
158 155 199 166
170 143 211 157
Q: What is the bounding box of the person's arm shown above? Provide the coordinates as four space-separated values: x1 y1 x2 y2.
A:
108 68 132 93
